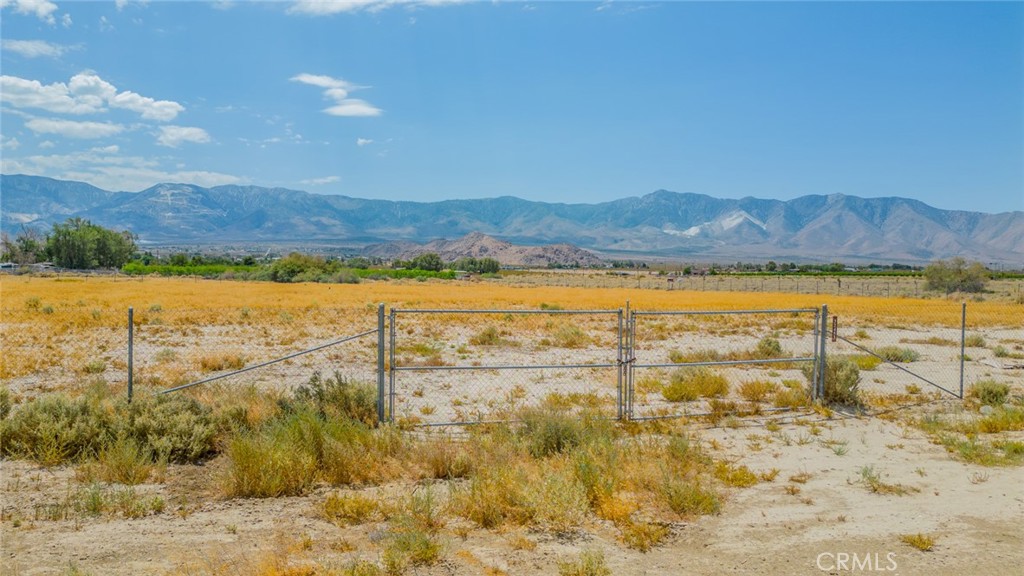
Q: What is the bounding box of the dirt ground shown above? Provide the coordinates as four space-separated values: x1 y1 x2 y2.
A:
2 403 1022 576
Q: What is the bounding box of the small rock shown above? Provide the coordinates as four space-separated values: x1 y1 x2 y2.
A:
980 405 994 415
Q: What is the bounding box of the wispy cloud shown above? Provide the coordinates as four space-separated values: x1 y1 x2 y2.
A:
1 147 241 192
300 175 341 185
288 0 465 16
291 73 382 117
1 39 71 58
1 136 21 151
0 72 185 121
25 117 125 139
0 0 59 24
156 126 211 147
356 138 373 146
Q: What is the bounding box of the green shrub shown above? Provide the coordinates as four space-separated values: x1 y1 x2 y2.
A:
662 367 729 402
661 477 720 517
803 357 861 406
0 387 11 420
969 380 1010 407
875 346 921 363
289 371 378 426
754 336 784 359
551 324 592 348
222 425 318 498
519 408 586 458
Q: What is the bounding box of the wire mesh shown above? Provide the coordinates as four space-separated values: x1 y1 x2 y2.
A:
388 308 622 425
828 302 1024 402
629 309 820 420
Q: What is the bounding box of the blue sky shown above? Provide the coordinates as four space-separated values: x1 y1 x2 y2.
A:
1 1 1021 214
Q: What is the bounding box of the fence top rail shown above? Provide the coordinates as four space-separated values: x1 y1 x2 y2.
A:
393 362 620 372
392 308 622 315
633 308 819 317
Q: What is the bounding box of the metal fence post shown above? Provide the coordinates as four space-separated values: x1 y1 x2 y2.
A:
127 307 134 403
388 308 397 424
818 304 829 401
960 301 966 399
811 307 820 402
377 303 386 424
617 308 624 421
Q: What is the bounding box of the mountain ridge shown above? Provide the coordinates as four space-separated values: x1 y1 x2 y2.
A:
2 174 1021 264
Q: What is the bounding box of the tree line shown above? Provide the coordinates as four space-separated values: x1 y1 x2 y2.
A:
1 219 1003 294
2 218 136 269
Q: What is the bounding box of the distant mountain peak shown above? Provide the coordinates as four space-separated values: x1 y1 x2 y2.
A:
1 174 1020 264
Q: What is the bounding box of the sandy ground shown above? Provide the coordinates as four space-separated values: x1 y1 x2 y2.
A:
2 405 1022 576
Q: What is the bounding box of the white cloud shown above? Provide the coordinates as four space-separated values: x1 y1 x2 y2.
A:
288 0 464 16
300 175 340 185
25 118 125 139
0 0 59 24
1 136 21 150
111 91 184 121
291 72 382 117
1 148 241 192
61 12 71 27
156 126 211 147
324 100 382 117
356 138 373 146
0 72 184 121
38 140 56 149
1 39 69 58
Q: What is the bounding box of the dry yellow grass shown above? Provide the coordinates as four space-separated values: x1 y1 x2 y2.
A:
2 275 1017 325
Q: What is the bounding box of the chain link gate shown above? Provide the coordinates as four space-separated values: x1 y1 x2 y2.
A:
387 308 624 425
625 307 824 420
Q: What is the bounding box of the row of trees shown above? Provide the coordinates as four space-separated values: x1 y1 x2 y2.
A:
1 219 136 269
0 220 999 294
392 253 500 274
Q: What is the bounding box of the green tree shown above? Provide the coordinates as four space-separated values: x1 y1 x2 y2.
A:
1 226 46 265
410 252 444 272
924 257 989 293
45 218 137 269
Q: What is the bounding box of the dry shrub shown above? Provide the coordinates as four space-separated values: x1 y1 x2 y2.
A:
198 351 246 372
619 520 669 552
662 368 729 402
739 380 778 403
551 324 592 348
660 476 720 517
557 550 611 576
0 385 216 466
322 491 379 525
714 461 759 487
969 380 1010 407
420 437 474 480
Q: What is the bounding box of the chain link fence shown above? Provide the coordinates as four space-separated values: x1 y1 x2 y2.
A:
627 308 822 420
387 308 623 425
4 298 1019 424
828 302 1024 402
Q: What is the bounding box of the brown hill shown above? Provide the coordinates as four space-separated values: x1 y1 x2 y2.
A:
364 232 603 268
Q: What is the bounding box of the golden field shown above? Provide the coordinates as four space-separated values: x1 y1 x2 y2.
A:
2 274 1020 325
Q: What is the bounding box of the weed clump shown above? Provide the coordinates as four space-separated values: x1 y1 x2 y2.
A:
558 550 611 576
0 385 215 466
875 346 921 363
803 357 861 407
969 380 1010 407
662 367 729 402
289 371 378 426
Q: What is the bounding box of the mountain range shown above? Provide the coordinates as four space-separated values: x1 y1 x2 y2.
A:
1 174 1021 265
